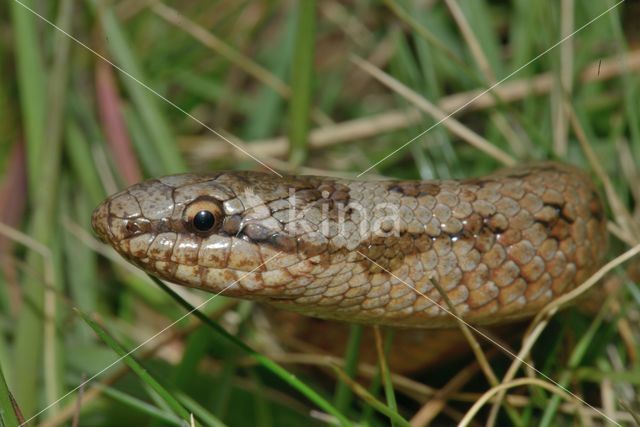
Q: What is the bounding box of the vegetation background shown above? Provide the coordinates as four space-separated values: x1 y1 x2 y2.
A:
1 0 640 425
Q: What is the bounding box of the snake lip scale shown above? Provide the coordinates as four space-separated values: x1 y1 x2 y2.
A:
92 162 607 328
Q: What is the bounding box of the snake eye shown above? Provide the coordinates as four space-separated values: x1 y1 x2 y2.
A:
184 198 222 234
193 210 215 231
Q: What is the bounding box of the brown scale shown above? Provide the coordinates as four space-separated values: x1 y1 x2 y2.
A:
92 162 608 329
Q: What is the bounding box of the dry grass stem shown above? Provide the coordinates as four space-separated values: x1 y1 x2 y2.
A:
459 378 578 427
569 108 640 242
351 55 517 166
183 51 640 162
152 2 333 127
444 0 527 156
429 278 498 387
488 244 640 416
410 357 484 426
552 0 575 157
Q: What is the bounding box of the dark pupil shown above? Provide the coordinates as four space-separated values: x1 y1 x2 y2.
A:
193 210 215 231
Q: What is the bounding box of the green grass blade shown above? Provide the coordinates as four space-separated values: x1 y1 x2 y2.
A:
379 328 399 427
12 0 72 415
44 227 66 416
455 0 503 78
330 364 409 427
287 0 316 167
100 385 185 426
538 301 611 426
176 392 227 427
606 1 640 160
210 301 253 419
85 0 186 174
384 0 465 68
247 370 272 427
0 361 21 427
76 308 195 424
245 7 297 140
9 0 46 194
65 121 106 207
171 328 211 392
122 106 167 178
60 182 99 343
333 324 363 413
150 276 353 427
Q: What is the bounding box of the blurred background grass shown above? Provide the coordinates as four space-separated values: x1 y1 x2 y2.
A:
1 0 640 425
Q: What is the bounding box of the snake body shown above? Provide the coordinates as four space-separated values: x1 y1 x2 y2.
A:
92 162 607 328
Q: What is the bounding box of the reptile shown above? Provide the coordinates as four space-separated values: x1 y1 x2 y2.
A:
91 162 607 328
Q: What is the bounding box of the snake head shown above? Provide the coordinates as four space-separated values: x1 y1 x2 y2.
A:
91 172 328 297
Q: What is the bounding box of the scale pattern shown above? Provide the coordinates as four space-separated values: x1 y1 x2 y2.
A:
92 162 607 328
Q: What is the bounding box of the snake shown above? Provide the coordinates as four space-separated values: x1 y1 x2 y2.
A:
92 162 607 328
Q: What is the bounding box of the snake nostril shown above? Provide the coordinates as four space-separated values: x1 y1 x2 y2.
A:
123 218 151 237
126 221 139 234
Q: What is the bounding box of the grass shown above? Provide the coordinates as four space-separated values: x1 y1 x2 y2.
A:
287 0 316 167
1 0 640 425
